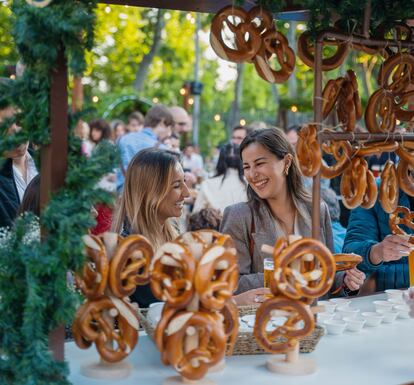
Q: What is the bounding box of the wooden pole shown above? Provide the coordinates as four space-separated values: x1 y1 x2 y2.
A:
41 48 68 361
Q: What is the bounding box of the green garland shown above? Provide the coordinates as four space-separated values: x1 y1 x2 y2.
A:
0 1 118 384
234 0 414 35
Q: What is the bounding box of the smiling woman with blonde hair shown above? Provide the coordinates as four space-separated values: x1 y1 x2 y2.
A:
112 148 190 306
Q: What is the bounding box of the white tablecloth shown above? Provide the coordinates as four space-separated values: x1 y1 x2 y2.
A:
67 293 414 385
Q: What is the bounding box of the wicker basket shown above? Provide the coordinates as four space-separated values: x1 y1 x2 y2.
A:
137 305 324 355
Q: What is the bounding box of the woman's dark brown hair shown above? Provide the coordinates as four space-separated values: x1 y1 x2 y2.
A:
19 174 40 216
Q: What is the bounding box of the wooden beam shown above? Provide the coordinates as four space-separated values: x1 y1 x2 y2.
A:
41 48 68 362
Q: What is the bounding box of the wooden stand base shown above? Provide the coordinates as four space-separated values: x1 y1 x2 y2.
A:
80 359 132 380
163 376 216 385
266 356 316 376
208 359 226 373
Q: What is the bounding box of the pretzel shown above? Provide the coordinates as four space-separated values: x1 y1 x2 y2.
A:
379 161 399 213
254 296 314 353
365 89 396 133
73 297 139 363
389 206 414 241
150 242 196 307
210 6 262 63
254 29 295 83
377 53 414 93
322 78 344 118
397 145 414 166
273 238 335 300
179 229 235 250
334 253 362 271
355 140 399 157
297 30 348 71
195 244 238 311
340 157 368 209
109 235 153 297
361 168 378 210
76 234 109 300
321 141 352 179
247 6 274 36
163 311 226 380
296 124 321 177
218 299 239 355
375 23 414 58
397 159 414 197
394 89 414 122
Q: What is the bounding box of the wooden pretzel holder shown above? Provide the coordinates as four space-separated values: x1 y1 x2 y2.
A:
150 230 239 385
258 235 335 376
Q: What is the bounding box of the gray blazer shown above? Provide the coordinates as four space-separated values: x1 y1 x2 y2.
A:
220 199 343 295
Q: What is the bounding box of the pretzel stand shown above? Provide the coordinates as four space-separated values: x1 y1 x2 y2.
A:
72 232 153 379
149 230 239 385
256 235 335 375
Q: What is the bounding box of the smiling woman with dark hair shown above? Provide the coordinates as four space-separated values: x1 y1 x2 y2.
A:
220 127 365 304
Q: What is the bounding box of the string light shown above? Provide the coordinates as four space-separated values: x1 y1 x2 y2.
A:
10 74 16 80
214 114 221 122
92 96 99 103
188 97 194 105
240 119 246 126
152 97 159 103
180 88 186 95
396 119 401 125
291 105 298 112
284 22 290 28
104 6 110 13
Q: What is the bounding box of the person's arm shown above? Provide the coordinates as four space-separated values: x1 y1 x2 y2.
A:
220 205 263 294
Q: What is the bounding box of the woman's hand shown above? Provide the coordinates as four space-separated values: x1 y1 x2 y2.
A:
343 268 366 292
233 288 271 306
369 235 412 265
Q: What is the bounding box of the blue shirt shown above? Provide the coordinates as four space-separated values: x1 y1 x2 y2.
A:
116 128 162 191
332 220 346 254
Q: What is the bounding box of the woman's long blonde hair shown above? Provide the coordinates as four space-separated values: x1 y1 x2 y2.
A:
112 148 180 248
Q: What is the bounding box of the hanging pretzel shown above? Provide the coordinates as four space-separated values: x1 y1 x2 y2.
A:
334 253 362 271
150 242 196 307
296 124 321 177
273 238 335 300
379 161 399 213
377 53 414 93
365 89 396 133
254 29 295 83
73 297 139 363
210 6 262 63
340 157 368 209
75 234 109 300
394 89 414 122
164 311 226 380
109 235 153 297
397 159 414 197
361 168 378 210
254 296 314 353
322 78 344 118
397 144 414 166
321 141 352 179
355 141 399 157
247 6 274 37
297 29 348 71
389 206 414 241
375 23 414 58
195 245 238 311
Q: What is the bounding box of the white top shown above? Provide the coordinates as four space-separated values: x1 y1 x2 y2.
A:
192 169 247 214
13 153 38 202
67 293 414 385
183 153 203 174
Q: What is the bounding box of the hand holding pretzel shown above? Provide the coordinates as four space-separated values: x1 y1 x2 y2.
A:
109 235 153 297
334 253 362 271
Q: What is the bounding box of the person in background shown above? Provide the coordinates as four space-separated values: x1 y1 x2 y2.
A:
112 120 126 141
170 106 191 135
193 143 247 213
231 125 252 146
126 111 144 133
18 174 40 217
220 128 365 303
0 104 38 228
182 143 204 176
112 148 190 307
116 104 173 191
162 133 180 153
188 208 222 232
285 125 299 148
321 187 346 254
89 118 112 146
74 120 93 157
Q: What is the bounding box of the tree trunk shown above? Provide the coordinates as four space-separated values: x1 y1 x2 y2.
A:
227 63 244 135
133 9 165 93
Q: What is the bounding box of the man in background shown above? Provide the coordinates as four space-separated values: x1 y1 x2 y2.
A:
126 111 144 133
170 106 191 135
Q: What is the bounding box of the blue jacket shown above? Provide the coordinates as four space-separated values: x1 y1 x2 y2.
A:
342 191 411 291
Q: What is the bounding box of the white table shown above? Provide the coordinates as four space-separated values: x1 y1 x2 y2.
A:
67 293 414 385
